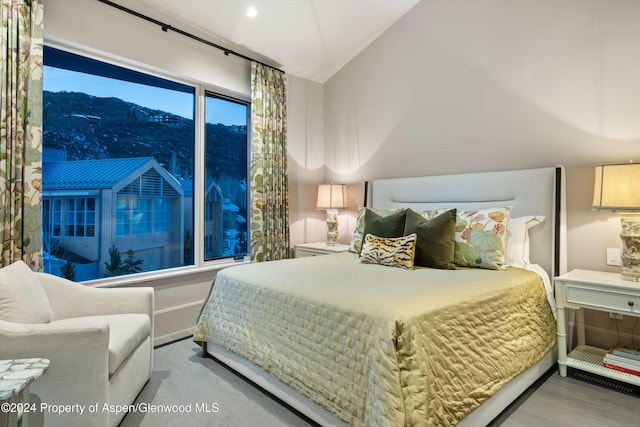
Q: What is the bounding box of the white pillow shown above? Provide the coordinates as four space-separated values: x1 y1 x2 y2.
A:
505 216 545 268
0 260 51 323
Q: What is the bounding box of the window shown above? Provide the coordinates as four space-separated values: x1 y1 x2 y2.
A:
43 46 251 281
42 198 62 238
65 197 96 237
43 197 95 238
115 169 180 236
204 94 249 260
43 46 196 281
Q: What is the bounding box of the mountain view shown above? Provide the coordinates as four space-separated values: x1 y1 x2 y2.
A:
43 90 247 182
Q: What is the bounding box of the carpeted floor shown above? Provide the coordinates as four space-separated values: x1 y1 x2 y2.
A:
119 338 640 426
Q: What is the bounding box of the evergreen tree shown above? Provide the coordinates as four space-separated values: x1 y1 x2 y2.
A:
60 260 76 281
104 245 122 277
122 249 143 275
104 245 144 277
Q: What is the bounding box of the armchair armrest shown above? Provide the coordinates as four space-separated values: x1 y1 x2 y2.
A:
0 318 109 360
0 318 111 423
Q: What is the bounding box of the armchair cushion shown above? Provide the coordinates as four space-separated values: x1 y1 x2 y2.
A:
0 260 51 324
51 313 151 375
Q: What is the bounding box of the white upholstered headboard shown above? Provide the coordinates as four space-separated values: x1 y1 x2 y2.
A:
368 167 567 278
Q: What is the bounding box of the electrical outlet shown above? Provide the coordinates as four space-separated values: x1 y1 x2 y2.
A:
609 312 623 320
607 248 621 266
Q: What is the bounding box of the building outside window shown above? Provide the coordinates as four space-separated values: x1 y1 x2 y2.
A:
43 46 249 281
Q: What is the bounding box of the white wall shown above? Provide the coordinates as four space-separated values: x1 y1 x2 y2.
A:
286 76 328 247
324 0 640 269
322 0 640 347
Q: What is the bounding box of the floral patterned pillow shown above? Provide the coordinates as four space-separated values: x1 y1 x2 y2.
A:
432 207 512 270
348 207 406 253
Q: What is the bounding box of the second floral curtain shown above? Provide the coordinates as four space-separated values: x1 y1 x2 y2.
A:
249 62 289 262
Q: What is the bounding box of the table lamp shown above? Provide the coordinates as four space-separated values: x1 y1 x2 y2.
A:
593 162 640 281
316 184 347 245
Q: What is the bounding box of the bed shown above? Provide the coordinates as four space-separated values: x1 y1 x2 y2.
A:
194 166 567 426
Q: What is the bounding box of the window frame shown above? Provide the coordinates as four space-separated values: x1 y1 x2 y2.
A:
203 91 251 261
42 41 252 285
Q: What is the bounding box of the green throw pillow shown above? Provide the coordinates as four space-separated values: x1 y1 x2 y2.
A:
404 208 457 269
349 207 406 253
361 209 407 252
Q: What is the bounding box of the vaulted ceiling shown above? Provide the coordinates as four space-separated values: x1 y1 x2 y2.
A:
115 0 420 83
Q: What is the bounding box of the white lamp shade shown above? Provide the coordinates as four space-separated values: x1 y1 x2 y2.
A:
593 163 640 211
316 184 347 210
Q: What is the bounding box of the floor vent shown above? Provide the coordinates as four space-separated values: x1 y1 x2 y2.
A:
568 367 640 396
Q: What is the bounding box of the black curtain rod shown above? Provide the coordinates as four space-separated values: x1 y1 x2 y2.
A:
96 0 283 73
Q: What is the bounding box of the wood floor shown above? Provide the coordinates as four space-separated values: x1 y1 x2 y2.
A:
119 338 640 426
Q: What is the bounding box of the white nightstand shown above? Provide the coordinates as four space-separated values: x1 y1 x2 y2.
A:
295 242 350 258
555 269 640 387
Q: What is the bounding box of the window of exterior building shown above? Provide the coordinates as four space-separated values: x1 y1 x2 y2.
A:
64 197 96 237
42 198 62 238
43 46 250 281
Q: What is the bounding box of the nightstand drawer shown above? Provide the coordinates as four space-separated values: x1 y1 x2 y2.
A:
296 248 323 257
566 285 640 313
294 242 350 258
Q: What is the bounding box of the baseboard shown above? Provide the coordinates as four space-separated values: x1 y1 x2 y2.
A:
154 328 194 346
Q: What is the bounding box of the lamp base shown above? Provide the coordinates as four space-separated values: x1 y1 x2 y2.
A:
325 209 339 246
620 215 640 281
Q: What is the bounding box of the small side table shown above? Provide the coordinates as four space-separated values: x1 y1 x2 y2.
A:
555 269 640 387
0 358 49 427
295 242 350 258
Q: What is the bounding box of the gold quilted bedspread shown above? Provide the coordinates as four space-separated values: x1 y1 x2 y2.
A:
193 253 556 426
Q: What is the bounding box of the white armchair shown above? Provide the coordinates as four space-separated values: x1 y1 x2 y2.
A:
0 261 154 427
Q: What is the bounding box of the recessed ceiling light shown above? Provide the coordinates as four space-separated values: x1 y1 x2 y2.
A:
246 7 258 18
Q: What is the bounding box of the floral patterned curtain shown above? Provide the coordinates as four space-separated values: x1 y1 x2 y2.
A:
0 0 43 269
250 62 289 262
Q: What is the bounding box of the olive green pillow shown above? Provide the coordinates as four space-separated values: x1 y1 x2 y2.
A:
403 208 457 269
349 207 405 253
361 209 407 252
